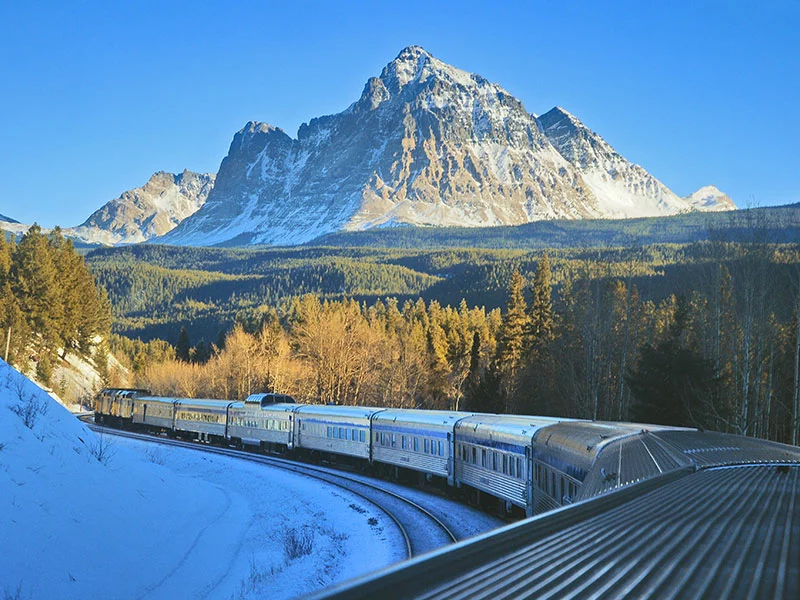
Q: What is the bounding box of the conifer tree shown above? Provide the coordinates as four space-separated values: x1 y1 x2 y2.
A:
526 254 554 354
176 326 191 362
495 270 529 412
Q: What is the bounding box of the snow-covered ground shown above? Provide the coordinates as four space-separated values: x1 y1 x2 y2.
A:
0 359 402 599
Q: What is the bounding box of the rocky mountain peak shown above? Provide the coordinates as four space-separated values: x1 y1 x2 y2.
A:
68 170 215 245
684 185 736 211
156 47 736 247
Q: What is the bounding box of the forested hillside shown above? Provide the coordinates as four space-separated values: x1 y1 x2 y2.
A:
0 226 112 384
89 228 800 446
311 203 800 249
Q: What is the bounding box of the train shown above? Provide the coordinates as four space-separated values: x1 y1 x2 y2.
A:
94 388 704 517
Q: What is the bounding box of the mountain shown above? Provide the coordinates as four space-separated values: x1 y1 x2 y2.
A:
0 213 20 224
159 46 603 246
69 170 215 245
154 46 732 247
684 185 736 212
537 107 698 218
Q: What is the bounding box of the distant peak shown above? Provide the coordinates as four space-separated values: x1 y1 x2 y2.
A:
394 45 432 61
239 121 286 136
542 106 580 124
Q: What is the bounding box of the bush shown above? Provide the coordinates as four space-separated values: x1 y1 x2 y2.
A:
282 526 314 560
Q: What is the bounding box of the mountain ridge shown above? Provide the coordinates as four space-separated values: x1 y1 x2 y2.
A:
162 46 733 247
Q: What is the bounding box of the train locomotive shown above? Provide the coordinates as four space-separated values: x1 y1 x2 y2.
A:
94 388 800 517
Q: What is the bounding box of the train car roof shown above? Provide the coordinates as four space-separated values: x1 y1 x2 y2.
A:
373 409 474 428
136 396 179 404
233 402 300 413
174 398 240 409
295 405 384 420
457 414 573 440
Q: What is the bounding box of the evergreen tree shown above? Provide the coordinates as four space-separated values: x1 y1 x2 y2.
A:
526 254 554 354
495 270 529 411
628 296 718 426
176 326 191 362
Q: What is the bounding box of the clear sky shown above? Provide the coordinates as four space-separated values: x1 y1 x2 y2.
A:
1 0 798 227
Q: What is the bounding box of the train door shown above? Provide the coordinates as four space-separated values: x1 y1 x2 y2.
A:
288 414 294 450
447 431 455 486
525 446 534 518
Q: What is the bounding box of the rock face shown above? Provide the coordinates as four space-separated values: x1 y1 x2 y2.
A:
683 185 736 212
537 107 694 218
157 46 734 247
69 170 215 245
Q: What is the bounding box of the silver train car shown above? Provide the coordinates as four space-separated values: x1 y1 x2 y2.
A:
228 393 299 451
454 415 568 516
94 389 701 517
132 396 177 432
174 398 238 442
294 405 377 460
372 410 472 485
94 388 151 426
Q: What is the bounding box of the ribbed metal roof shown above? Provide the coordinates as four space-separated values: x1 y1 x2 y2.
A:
577 431 694 500
317 465 799 599
655 430 800 468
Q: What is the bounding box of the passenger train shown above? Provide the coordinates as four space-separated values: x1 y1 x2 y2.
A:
94 388 697 517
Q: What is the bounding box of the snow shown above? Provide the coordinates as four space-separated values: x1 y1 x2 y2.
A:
0 360 401 599
684 185 737 211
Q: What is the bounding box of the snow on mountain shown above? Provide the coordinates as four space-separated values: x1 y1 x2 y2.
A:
0 359 399 598
0 213 20 224
684 184 736 212
537 107 697 218
68 170 215 245
159 46 600 247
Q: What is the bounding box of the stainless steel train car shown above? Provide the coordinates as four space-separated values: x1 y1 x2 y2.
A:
94 388 150 426
228 393 299 452
454 415 567 516
293 405 378 460
372 410 472 485
174 398 238 442
132 396 177 432
94 389 702 518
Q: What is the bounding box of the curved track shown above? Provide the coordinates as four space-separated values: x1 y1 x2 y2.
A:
89 424 459 558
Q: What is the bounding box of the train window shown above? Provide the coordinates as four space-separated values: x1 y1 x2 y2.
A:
472 447 477 464
481 449 487 467
414 438 419 452
503 454 508 474
326 426 331 438
438 441 444 456
401 436 406 449
424 439 430 453
360 430 365 443
345 429 351 441
352 429 357 441
391 434 397 448
492 453 498 471
517 458 523 479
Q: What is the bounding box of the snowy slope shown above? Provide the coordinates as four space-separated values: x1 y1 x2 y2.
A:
684 184 736 211
0 360 399 599
538 107 698 218
0 213 20 224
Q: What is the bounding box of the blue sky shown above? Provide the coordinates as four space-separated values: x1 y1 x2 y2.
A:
1 0 798 227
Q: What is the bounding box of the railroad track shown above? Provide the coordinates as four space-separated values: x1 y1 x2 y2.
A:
88 424 459 558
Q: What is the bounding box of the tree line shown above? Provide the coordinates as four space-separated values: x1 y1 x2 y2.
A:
128 239 800 446
0 226 112 384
